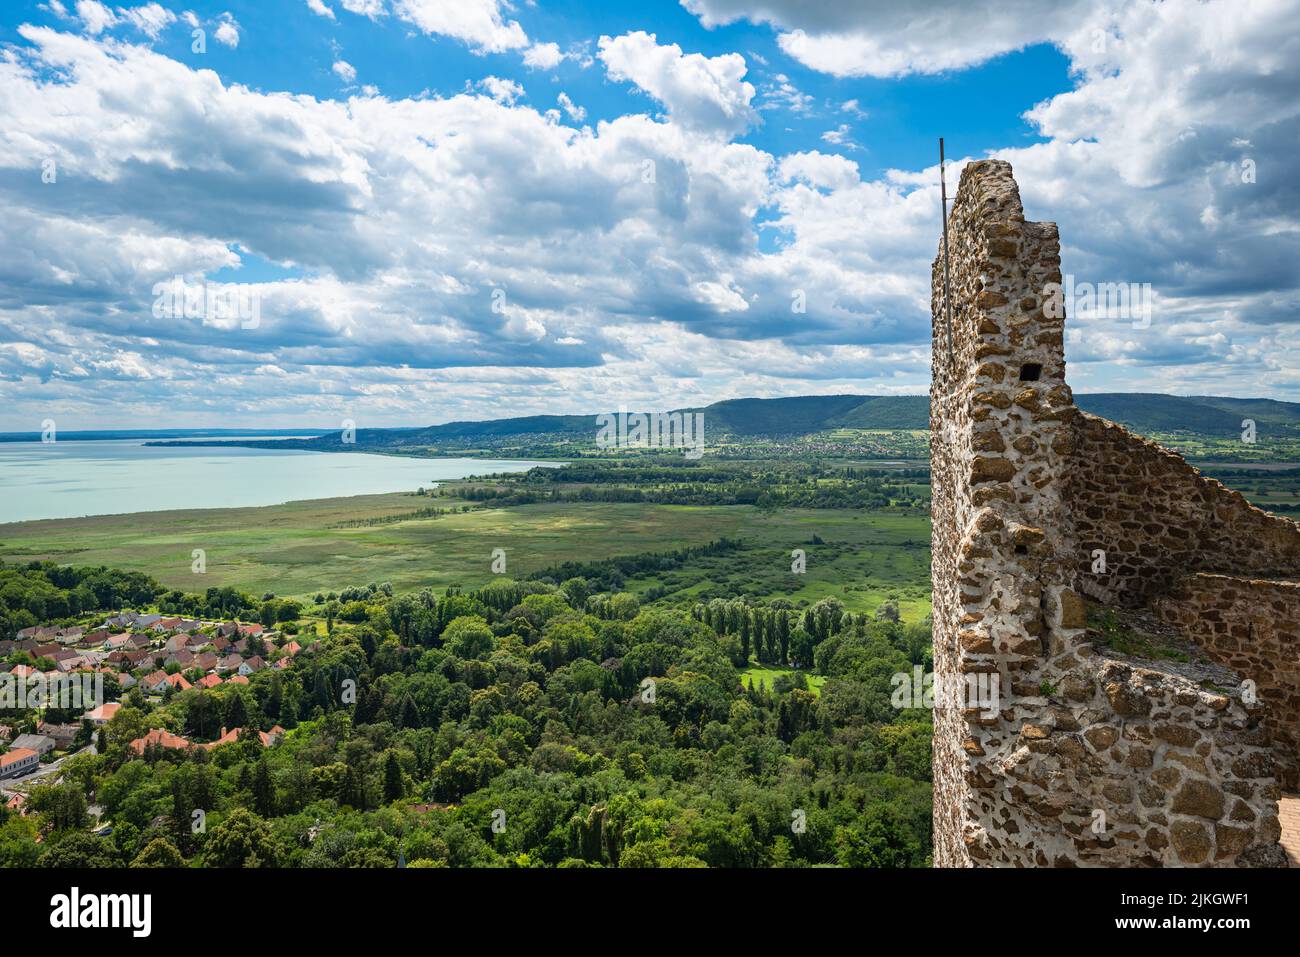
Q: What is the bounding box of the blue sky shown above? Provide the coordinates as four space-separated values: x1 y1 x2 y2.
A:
0 0 1296 428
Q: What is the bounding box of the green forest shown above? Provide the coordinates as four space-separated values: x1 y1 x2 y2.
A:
0 530 933 867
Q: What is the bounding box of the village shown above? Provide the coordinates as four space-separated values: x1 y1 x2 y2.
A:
0 611 308 807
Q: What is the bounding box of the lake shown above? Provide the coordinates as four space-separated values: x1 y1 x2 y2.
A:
0 439 557 524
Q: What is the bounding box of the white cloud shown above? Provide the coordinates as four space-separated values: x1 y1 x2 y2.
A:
758 73 813 114
393 0 528 54
557 91 585 123
598 31 757 137
118 3 176 38
476 75 523 104
340 0 385 18
522 41 565 70
0 3 1297 427
682 0 1103 77
213 13 240 48
74 0 117 34
306 0 336 19
332 59 357 83
820 124 857 149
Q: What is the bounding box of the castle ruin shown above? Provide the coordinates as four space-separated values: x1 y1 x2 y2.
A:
930 160 1300 867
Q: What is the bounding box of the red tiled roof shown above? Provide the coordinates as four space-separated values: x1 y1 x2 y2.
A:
129 728 191 754
0 747 37 768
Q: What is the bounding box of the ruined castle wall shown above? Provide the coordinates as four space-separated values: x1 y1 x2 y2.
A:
931 160 1287 868
930 159 1084 866
1069 413 1300 607
1156 574 1300 789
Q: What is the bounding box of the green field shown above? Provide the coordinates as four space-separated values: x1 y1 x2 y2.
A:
0 493 931 619
741 665 828 696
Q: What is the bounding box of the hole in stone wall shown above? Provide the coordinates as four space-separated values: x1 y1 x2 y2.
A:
1019 363 1043 382
1014 544 1029 555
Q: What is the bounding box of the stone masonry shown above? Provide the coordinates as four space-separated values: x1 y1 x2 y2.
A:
930 159 1300 867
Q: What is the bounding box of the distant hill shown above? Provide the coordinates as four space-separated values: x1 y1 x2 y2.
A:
145 392 1300 450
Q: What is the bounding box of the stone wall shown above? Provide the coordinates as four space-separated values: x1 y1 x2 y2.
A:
930 159 1293 868
1069 413 1300 608
1156 574 1300 789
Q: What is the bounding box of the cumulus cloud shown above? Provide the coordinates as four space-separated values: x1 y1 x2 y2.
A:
598 31 758 137
522 41 565 69
557 91 585 123
0 1 1296 427
332 59 357 83
682 0 1101 77
393 0 528 54
476 75 523 103
213 12 240 47
118 3 175 38
306 0 336 19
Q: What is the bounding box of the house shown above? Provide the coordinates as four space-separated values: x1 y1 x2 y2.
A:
104 633 133 651
127 634 152 650
196 674 223 689
9 664 36 679
280 640 302 657
165 649 195 669
118 673 137 689
203 726 278 749
38 722 79 749
153 617 183 633
238 656 265 676
211 636 232 652
193 652 218 672
273 657 292 671
32 644 61 660
217 654 243 674
11 733 55 756
0 748 39 779
163 634 189 653
176 619 202 633
226 674 249 685
142 671 190 694
105 612 163 630
84 702 121 726
240 623 265 638
55 656 85 674
216 622 240 638
186 634 211 651
6 792 26 813
55 628 83 645
129 728 192 755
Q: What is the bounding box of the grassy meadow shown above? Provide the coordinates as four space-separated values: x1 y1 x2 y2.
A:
0 490 932 621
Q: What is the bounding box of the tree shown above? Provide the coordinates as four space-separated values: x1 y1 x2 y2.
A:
204 808 278 868
382 750 404 804
224 691 249 731
41 832 120 868
28 783 87 832
131 838 185 868
442 616 495 659
252 758 275 817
